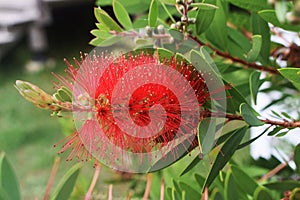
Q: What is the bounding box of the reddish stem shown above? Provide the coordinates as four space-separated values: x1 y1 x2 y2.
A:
143 173 153 200
203 111 300 129
85 163 101 200
44 157 60 200
160 179 165 200
190 36 280 75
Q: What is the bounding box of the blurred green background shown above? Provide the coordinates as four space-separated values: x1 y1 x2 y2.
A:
0 2 95 199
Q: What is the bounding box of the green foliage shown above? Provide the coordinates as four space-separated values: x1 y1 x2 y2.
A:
11 0 300 198
205 0 227 51
149 0 159 27
240 103 265 126
113 0 133 29
0 152 20 200
195 0 217 35
51 163 81 200
203 126 247 190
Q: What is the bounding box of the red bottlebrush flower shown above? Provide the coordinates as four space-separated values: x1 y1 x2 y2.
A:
55 50 210 172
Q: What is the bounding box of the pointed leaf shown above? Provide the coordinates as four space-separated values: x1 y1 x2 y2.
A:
264 181 300 192
275 1 288 23
198 118 217 156
246 35 262 62
251 13 270 65
195 0 216 35
90 29 112 39
51 163 81 200
225 84 248 114
180 155 201 176
231 165 258 195
113 0 133 30
94 8 122 32
159 0 176 5
259 10 300 32
253 186 273 200
240 103 265 126
179 182 201 200
224 171 239 200
0 152 20 200
149 0 158 27
278 68 300 83
294 144 300 175
202 126 247 190
205 0 227 51
191 3 218 10
238 126 270 149
267 126 283 136
249 71 262 105
227 0 270 12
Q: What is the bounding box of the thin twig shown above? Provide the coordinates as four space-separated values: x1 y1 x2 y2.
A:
143 173 153 200
44 157 60 200
202 187 209 200
190 36 280 75
202 111 300 129
85 163 101 200
258 162 288 182
108 184 113 200
160 179 165 200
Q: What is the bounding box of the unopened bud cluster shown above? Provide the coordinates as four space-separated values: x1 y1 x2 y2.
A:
15 80 71 112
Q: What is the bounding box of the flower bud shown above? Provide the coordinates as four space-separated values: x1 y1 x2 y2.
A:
15 80 59 111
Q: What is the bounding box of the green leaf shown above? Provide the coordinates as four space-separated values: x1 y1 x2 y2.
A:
96 0 150 14
51 163 81 200
90 29 112 39
253 186 273 200
251 13 271 65
238 126 270 149
279 68 300 83
202 126 247 190
264 181 300 192
149 0 158 27
259 10 300 32
159 0 176 5
194 174 205 187
178 182 201 200
191 3 218 10
267 126 283 136
198 118 217 156
224 171 239 200
290 188 300 200
249 71 262 105
294 144 300 175
225 83 249 114
240 103 265 126
180 155 201 176
205 0 227 51
279 68 300 90
227 27 252 59
96 36 122 47
113 0 133 30
94 8 122 32
227 0 270 12
231 165 258 195
275 1 288 23
195 0 216 35
172 179 182 199
148 135 196 172
246 35 262 62
0 152 20 200
166 187 173 200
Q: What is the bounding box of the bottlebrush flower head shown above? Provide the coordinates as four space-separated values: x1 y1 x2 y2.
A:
54 50 211 172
